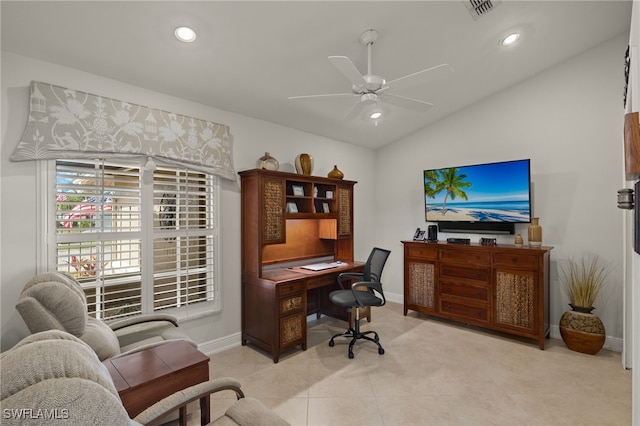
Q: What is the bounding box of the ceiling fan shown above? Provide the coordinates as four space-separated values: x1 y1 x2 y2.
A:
289 29 454 120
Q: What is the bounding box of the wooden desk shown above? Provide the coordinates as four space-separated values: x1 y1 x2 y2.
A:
242 261 364 363
104 341 210 425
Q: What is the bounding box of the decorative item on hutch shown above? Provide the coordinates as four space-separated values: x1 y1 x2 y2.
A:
256 152 279 171
295 153 313 175
527 217 542 247
327 165 344 180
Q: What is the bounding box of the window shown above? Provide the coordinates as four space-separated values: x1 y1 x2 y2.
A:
43 158 220 321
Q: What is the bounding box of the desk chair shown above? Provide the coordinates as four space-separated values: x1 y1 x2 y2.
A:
328 247 391 359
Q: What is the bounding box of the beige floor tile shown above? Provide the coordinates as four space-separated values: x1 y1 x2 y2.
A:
183 301 631 426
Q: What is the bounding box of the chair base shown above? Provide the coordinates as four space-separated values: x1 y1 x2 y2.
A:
328 319 384 359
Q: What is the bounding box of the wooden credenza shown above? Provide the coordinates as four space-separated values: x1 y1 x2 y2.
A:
239 169 359 362
402 240 552 349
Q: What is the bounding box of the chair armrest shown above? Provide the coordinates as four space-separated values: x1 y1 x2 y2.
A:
336 272 364 289
351 281 386 307
133 377 244 426
106 314 179 331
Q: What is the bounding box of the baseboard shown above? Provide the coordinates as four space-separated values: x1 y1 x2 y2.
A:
197 332 242 356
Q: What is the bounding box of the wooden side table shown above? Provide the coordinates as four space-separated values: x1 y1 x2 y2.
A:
104 340 210 425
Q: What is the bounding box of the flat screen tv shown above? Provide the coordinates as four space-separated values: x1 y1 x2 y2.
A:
424 159 531 235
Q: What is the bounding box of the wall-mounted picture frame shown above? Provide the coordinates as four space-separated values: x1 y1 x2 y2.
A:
292 185 304 196
322 202 330 213
286 202 298 213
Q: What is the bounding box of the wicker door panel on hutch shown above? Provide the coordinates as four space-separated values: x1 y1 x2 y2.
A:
402 241 551 349
239 169 358 362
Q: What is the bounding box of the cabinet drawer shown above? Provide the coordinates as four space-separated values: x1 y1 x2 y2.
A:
306 275 336 290
493 252 538 269
440 249 491 266
277 281 303 297
439 299 489 323
440 282 489 302
406 245 438 260
280 294 303 315
440 264 490 284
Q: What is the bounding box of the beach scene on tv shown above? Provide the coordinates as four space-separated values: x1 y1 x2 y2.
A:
424 160 531 223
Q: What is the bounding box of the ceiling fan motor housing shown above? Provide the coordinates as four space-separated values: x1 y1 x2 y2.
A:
354 74 385 93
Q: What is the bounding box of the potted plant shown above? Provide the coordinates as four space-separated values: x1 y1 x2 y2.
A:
558 256 610 355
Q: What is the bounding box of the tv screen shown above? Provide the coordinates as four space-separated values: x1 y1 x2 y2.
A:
424 159 531 227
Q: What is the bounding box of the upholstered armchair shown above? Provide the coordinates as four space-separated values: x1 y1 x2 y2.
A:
0 330 289 426
15 271 195 361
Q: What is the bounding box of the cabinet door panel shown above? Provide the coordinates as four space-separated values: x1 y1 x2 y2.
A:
262 178 285 244
494 269 536 333
407 261 436 311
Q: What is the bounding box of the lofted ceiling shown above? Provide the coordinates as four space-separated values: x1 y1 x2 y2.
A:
1 1 632 149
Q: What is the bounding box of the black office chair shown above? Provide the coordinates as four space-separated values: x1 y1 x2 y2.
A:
328 247 391 359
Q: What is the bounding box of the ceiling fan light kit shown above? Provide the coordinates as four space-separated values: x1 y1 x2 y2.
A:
288 28 453 121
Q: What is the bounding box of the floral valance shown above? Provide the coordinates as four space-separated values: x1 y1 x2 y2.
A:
11 81 236 180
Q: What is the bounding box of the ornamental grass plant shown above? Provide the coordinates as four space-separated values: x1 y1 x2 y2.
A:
560 256 610 310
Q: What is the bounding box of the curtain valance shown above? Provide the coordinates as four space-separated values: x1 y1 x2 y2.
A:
11 81 236 180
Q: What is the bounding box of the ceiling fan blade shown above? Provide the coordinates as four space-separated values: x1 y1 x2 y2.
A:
380 93 433 112
344 100 366 120
328 56 367 90
385 63 454 91
288 92 355 100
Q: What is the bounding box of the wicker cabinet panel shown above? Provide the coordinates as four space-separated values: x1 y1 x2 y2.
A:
262 178 285 243
280 295 303 315
494 270 536 333
337 186 352 236
407 261 436 310
279 313 304 346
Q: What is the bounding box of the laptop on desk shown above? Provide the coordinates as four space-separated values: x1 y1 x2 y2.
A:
300 261 342 271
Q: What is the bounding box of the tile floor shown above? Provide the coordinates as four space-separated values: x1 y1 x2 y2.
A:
191 302 631 425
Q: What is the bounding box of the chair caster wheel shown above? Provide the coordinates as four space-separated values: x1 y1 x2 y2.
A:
378 348 385 355
329 340 334 347
348 352 354 359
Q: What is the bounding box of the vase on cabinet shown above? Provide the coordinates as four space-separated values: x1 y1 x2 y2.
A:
256 152 279 171
528 217 542 247
295 153 313 175
327 165 344 180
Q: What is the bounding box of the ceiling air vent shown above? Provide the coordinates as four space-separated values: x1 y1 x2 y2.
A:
464 0 502 20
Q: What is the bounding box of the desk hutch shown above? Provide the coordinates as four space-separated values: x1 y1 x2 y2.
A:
402 241 552 349
239 169 363 362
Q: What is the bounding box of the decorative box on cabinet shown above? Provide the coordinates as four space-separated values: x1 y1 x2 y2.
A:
402 241 551 349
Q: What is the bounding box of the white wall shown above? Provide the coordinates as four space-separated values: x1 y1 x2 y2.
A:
1 32 629 352
0 52 377 351
376 33 629 348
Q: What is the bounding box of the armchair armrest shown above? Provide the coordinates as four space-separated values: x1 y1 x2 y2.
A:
351 281 386 307
133 377 244 426
336 272 364 289
107 314 179 331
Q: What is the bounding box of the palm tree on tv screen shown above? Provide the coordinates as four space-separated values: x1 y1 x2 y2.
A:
424 168 472 215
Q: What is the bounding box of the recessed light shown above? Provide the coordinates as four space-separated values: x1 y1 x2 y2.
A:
370 111 382 120
501 32 520 46
175 26 197 43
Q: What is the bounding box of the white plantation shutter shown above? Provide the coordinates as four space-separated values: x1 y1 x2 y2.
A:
152 170 217 310
53 159 219 321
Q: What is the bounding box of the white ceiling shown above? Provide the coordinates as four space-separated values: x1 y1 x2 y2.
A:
1 1 632 149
